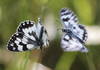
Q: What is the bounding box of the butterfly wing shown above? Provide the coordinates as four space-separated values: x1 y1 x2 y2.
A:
36 18 49 48
41 27 49 47
60 8 88 52
60 8 88 43
65 23 88 43
7 20 40 52
17 20 38 41
7 32 38 52
61 34 88 52
77 24 88 42
7 19 49 52
60 8 78 28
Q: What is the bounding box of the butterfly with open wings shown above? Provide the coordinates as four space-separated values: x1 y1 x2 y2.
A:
7 18 49 52
60 8 88 52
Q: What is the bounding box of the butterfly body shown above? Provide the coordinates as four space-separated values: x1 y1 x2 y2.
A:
7 18 49 52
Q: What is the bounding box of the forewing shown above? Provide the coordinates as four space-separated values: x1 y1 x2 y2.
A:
61 34 88 52
60 8 79 28
36 18 49 48
17 20 37 41
36 20 43 38
41 27 49 47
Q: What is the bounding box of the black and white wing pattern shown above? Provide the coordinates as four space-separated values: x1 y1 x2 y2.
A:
60 8 88 42
61 31 88 52
60 8 88 52
7 18 49 52
60 8 78 28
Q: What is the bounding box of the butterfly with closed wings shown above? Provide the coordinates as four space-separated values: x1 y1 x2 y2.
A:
60 8 88 52
7 18 49 52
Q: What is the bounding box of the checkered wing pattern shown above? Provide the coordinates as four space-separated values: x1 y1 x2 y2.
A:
60 8 88 52
7 19 49 52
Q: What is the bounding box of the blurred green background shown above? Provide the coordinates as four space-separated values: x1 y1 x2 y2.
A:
0 0 100 70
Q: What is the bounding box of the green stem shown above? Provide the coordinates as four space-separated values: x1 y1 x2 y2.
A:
86 53 96 70
55 52 78 70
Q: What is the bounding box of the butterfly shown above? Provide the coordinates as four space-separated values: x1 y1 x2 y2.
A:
60 8 88 52
7 18 49 52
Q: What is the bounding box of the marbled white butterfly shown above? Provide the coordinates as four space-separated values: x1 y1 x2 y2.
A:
60 8 88 52
7 18 49 52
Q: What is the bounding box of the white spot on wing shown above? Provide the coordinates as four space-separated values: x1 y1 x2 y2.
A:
64 35 70 40
23 23 25 25
10 43 14 46
22 37 28 43
18 45 23 51
23 28 28 34
15 40 19 44
16 38 21 42
13 47 16 50
27 44 34 49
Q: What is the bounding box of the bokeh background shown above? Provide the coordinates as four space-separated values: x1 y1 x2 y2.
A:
0 0 100 70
